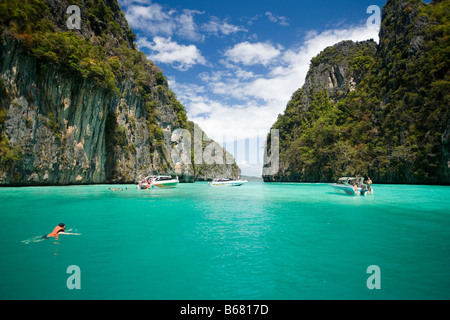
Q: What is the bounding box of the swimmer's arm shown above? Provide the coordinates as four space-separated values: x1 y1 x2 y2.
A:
59 232 82 235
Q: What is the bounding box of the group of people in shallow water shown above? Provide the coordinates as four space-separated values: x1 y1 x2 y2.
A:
106 187 130 192
141 177 154 185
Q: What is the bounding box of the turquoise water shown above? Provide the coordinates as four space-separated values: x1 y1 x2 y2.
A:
0 182 449 300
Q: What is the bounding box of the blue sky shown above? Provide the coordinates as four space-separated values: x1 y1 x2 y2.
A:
118 0 387 175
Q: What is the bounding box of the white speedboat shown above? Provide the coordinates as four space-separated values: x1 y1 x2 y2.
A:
208 178 248 187
138 175 179 189
330 177 373 196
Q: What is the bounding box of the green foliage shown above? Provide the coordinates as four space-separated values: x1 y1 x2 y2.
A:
29 31 119 91
0 0 53 34
145 101 164 146
46 112 61 139
168 90 188 127
0 133 23 168
125 142 136 155
310 46 340 67
0 134 21 156
0 0 157 95
114 125 127 147
0 108 6 124
0 106 22 168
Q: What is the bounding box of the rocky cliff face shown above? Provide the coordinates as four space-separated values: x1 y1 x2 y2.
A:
264 0 449 184
263 40 378 183
295 40 377 115
0 0 240 186
1 37 109 184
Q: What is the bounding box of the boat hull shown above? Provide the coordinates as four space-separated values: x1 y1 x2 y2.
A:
152 181 179 188
138 176 179 189
209 180 248 187
330 184 373 196
330 184 359 195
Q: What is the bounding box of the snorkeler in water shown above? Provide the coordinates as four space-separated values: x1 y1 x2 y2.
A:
21 223 80 244
42 223 66 239
41 223 79 239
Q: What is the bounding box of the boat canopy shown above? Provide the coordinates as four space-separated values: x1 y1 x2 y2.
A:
144 175 176 181
157 176 176 181
335 177 365 184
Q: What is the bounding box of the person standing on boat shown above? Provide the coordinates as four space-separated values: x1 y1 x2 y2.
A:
366 177 373 191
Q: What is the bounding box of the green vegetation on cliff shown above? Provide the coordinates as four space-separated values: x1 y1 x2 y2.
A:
266 0 449 184
1 0 152 93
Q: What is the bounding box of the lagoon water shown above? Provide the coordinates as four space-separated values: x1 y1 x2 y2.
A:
0 182 449 299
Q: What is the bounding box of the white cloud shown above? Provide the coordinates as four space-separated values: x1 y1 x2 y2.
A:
137 37 207 71
265 12 290 26
201 16 247 36
124 4 176 37
224 42 282 66
176 9 205 42
121 1 246 41
174 24 379 143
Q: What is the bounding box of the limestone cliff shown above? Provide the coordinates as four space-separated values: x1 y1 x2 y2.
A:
263 40 378 182
264 0 449 184
0 0 240 185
